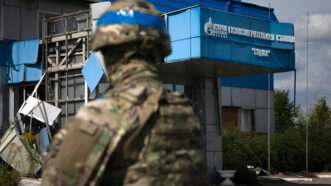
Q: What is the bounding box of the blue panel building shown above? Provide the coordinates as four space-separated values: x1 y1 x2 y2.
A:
150 2 295 134
134 0 295 176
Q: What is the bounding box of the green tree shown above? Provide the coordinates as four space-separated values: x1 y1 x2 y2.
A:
309 97 331 128
274 90 296 132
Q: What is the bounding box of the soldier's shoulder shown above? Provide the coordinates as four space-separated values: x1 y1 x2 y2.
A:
75 98 126 126
77 99 118 114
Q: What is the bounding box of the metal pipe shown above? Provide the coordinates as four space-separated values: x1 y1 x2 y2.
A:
82 38 89 105
39 101 53 141
215 78 222 136
163 4 200 16
46 10 90 21
44 19 49 103
86 12 91 103
215 78 223 169
55 42 60 107
65 17 69 124
305 12 310 174
50 74 83 80
267 2 272 173
47 98 87 103
294 69 297 113
267 73 271 173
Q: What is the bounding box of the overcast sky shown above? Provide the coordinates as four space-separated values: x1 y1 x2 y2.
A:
244 0 331 110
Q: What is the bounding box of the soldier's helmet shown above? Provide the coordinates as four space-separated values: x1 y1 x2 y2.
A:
91 0 171 58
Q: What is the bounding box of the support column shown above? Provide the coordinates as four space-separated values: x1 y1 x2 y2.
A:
54 42 60 107
83 38 89 105
9 87 17 123
0 68 4 131
0 67 6 133
190 78 223 183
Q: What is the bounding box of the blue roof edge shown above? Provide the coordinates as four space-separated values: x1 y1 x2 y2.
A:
106 0 279 22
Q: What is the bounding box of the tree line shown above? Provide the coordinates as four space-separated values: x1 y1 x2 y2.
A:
223 90 331 173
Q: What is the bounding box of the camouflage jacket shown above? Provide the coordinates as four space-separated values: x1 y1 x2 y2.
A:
42 59 208 186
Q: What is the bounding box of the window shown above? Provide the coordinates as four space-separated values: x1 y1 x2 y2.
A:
175 85 184 94
38 12 60 38
164 84 173 92
240 109 255 132
164 84 184 94
222 107 239 129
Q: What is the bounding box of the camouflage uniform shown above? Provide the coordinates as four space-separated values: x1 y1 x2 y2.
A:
42 0 208 185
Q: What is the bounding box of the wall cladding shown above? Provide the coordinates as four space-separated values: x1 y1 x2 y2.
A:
4 0 37 9
2 5 21 40
255 108 274 133
0 0 90 40
221 86 274 133
1 0 37 40
21 8 38 39
222 86 274 109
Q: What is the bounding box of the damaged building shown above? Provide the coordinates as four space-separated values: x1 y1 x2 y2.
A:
0 0 295 180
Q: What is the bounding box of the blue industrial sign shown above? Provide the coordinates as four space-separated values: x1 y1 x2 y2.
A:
165 6 295 73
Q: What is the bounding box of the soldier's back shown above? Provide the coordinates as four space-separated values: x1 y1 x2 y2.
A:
98 91 208 186
42 58 208 185
42 90 207 186
144 91 208 186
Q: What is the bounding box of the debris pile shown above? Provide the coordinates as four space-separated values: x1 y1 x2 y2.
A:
0 74 61 179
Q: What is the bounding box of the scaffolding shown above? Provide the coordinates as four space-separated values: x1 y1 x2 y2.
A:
42 11 108 128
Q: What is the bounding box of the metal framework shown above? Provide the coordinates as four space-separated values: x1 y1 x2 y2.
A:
42 11 108 127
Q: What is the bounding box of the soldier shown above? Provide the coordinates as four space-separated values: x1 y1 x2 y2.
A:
42 0 208 185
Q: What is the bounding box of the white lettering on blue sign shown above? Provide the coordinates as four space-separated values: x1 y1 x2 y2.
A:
204 17 295 43
252 48 271 57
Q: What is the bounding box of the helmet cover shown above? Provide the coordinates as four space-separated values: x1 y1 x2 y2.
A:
91 0 171 58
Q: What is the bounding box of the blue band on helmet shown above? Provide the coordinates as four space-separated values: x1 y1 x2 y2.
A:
97 10 165 31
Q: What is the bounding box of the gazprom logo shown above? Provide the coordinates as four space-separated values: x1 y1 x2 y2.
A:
204 17 228 38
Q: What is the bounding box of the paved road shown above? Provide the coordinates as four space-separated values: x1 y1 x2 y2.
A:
261 178 331 186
